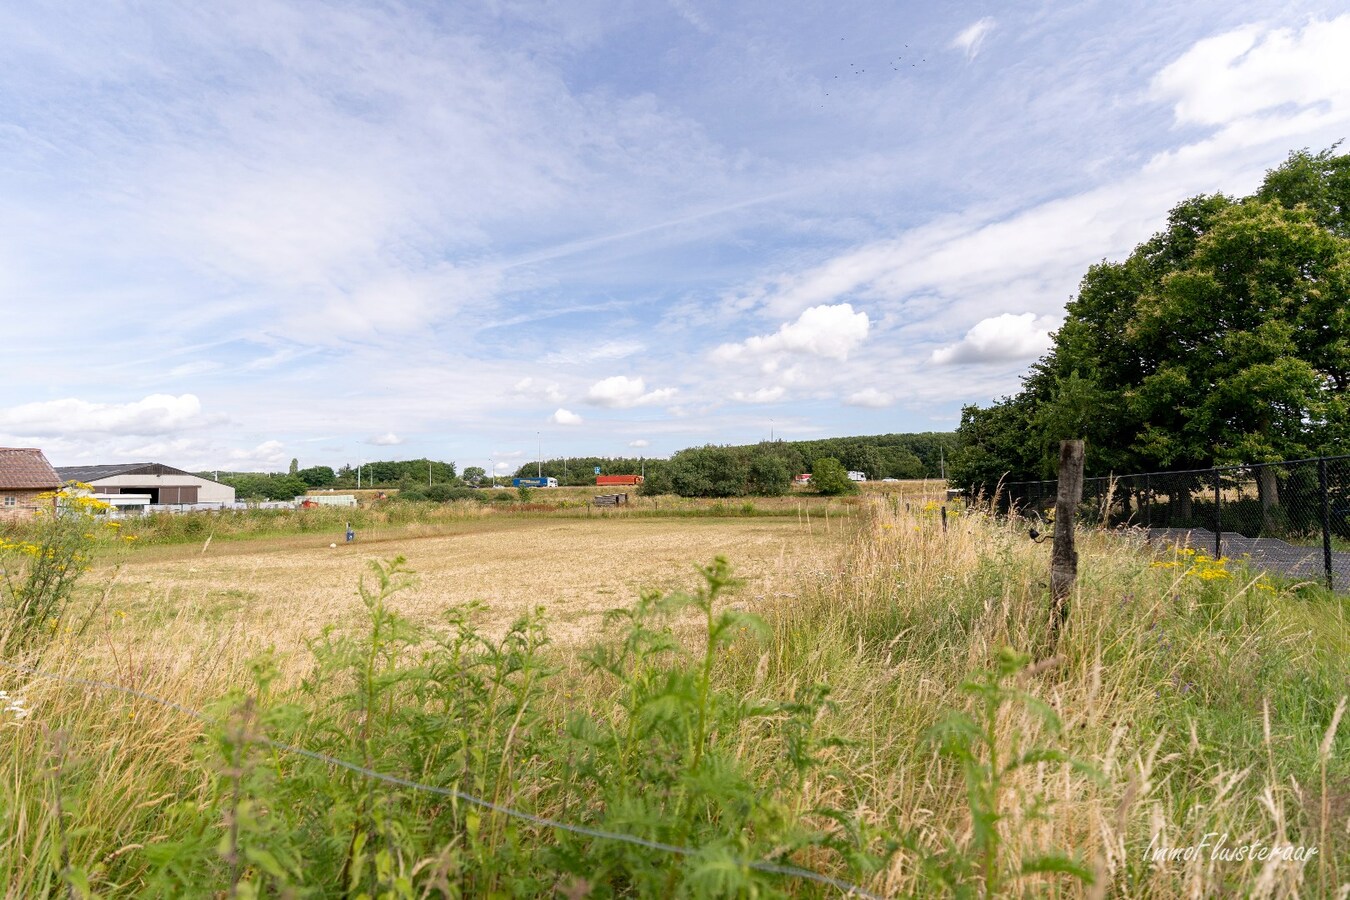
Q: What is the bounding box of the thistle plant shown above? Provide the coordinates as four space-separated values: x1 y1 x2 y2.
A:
926 648 1101 897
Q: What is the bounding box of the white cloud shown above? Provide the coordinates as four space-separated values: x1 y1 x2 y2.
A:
542 339 646 365
169 361 222 378
226 440 289 470
369 432 403 446
0 393 207 437
550 408 583 425
845 388 893 408
1152 17 1350 128
951 17 996 60
731 387 785 404
713 303 870 363
584 375 677 408
628 438 650 448
513 377 565 403
930 313 1058 365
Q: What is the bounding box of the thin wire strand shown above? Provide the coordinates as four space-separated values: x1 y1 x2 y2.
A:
0 657 884 899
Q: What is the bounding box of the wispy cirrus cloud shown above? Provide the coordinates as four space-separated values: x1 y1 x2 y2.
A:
951 17 996 60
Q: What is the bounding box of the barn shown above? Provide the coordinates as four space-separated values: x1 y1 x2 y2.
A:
0 447 62 519
54 462 235 509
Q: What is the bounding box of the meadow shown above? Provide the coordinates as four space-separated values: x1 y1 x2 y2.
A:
0 485 1346 897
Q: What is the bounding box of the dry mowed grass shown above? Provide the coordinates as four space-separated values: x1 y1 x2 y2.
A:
92 516 849 666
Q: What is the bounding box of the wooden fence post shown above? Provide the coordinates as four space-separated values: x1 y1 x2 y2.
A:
1049 440 1085 645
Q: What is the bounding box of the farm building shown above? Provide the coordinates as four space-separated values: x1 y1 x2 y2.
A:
54 462 235 510
0 447 62 519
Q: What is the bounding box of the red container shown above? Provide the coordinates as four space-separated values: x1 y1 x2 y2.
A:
596 474 644 486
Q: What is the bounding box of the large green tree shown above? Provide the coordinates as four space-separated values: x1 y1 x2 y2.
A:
951 147 1350 496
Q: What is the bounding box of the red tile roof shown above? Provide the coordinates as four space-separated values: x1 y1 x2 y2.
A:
0 448 62 490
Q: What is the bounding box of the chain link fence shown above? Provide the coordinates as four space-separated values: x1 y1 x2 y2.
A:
1003 455 1350 590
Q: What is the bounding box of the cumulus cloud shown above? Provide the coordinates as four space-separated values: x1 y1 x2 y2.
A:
0 394 208 437
226 440 289 470
550 408 583 425
844 388 893 408
628 438 650 448
713 303 870 363
930 313 1058 365
951 17 996 60
584 376 677 408
369 432 403 446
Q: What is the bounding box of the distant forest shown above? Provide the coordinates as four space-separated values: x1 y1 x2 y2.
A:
204 459 457 500
204 432 957 499
514 432 958 485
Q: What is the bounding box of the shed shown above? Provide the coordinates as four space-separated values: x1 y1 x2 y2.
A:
54 462 235 507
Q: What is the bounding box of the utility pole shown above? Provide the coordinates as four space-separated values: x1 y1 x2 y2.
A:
429 458 433 487
537 432 542 478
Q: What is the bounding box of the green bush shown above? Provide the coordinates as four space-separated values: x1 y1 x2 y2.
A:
811 457 859 495
0 487 111 656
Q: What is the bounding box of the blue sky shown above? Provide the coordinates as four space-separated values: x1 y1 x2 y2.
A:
2 2 1348 474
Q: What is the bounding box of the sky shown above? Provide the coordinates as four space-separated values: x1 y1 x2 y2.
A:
2 1 1349 475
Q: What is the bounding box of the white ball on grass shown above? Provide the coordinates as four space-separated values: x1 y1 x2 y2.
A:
330 542 337 548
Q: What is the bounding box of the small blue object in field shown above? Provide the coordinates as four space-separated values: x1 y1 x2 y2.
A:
345 523 355 543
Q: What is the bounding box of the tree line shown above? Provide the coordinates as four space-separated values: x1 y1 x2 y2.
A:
949 147 1350 496
207 431 956 502
205 458 459 501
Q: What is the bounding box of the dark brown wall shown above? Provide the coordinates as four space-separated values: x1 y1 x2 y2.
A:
160 486 199 504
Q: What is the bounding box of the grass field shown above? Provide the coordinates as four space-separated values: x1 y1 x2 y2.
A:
1 488 1345 897
95 515 849 654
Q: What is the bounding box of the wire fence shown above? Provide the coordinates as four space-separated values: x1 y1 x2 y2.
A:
1003 455 1350 591
0 656 882 899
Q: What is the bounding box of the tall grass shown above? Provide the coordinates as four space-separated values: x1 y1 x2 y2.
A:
0 495 1344 896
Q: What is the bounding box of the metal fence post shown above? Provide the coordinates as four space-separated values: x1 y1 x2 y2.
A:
1213 469 1222 559
1319 457 1333 591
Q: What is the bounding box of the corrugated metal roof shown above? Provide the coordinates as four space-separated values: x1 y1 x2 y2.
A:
0 448 62 490
54 462 202 483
